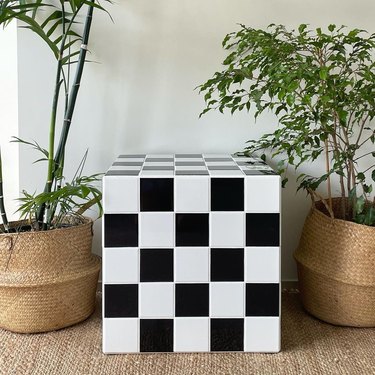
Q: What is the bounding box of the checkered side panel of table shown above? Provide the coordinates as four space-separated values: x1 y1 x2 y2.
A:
102 154 281 353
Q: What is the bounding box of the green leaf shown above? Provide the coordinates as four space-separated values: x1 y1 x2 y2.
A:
364 207 375 226
319 67 328 80
17 13 59 58
357 172 365 182
328 24 336 32
286 94 295 106
355 195 365 214
298 24 307 34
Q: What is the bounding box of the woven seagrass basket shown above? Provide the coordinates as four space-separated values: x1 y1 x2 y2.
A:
294 198 375 327
0 218 100 333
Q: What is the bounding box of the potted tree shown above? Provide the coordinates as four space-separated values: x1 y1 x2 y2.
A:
0 0 110 333
199 24 375 327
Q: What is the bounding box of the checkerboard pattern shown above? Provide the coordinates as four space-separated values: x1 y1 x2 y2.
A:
102 154 281 353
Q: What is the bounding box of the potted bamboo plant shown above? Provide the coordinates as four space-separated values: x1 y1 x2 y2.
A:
199 24 375 327
0 0 110 333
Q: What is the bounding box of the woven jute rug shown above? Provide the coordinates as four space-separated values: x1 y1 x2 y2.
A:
0 290 374 375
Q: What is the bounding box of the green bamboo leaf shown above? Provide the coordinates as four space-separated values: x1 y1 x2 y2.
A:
63 37 82 51
17 14 59 58
46 17 72 37
61 50 80 65
41 10 63 29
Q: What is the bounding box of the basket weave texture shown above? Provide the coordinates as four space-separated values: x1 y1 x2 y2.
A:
294 198 375 327
0 218 100 333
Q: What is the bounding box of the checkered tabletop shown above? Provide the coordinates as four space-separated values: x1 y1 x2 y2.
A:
102 154 281 353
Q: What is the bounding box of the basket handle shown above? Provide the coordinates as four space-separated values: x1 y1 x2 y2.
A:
307 188 335 219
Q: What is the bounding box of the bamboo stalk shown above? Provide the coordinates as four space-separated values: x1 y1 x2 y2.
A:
53 4 94 172
0 148 9 232
37 3 93 227
42 62 63 229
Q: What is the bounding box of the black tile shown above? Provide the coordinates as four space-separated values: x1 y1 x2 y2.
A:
246 213 280 246
104 214 138 247
175 154 203 158
175 161 205 166
106 170 140 176
175 284 209 317
243 170 270 176
140 178 174 211
211 178 244 211
140 249 173 282
211 319 244 351
145 158 174 162
261 170 277 175
118 154 146 158
236 161 266 166
140 319 173 352
104 284 138 318
231 153 248 158
208 166 240 170
205 158 233 162
113 161 144 166
176 213 209 246
143 166 174 170
246 283 279 316
176 170 209 176
211 249 244 281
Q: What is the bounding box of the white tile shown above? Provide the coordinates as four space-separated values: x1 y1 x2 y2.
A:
233 157 258 162
205 161 236 166
139 283 174 318
108 166 142 171
210 282 244 317
147 154 174 158
175 248 209 282
175 166 207 171
140 170 174 176
103 177 138 212
245 176 280 213
203 154 231 158
103 248 139 283
245 247 280 283
210 212 245 247
177 158 204 162
175 177 209 212
209 170 244 176
103 318 138 353
140 213 174 247
244 317 280 352
174 318 209 352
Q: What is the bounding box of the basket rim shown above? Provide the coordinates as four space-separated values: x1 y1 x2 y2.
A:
312 198 375 232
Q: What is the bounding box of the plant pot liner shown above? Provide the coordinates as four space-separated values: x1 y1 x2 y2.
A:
294 198 375 327
0 219 100 333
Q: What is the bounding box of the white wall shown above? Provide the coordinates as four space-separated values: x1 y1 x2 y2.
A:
0 22 19 220
16 0 375 280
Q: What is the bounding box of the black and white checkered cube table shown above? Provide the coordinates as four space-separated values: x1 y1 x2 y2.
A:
102 154 281 353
